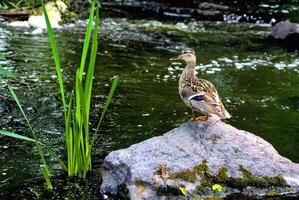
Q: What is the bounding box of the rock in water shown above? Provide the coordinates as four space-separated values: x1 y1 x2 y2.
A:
100 119 299 199
7 0 68 30
270 21 299 50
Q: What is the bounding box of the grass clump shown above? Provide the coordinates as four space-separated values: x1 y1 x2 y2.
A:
42 0 119 178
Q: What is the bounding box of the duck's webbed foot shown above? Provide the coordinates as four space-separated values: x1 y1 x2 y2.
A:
195 115 209 121
190 109 196 120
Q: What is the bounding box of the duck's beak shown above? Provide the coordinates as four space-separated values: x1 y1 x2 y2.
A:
169 55 181 61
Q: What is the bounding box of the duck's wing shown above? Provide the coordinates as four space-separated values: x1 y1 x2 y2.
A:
193 79 220 103
185 79 231 119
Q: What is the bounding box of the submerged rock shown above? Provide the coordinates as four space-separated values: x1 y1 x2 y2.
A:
100 119 299 199
270 21 299 50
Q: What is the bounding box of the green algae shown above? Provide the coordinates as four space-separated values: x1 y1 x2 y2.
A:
152 162 289 199
215 166 229 182
194 160 209 177
239 166 253 178
135 180 148 196
199 164 287 191
135 180 148 187
175 160 209 183
154 161 287 197
175 168 197 183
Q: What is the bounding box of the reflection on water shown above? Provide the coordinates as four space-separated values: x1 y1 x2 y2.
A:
0 18 299 191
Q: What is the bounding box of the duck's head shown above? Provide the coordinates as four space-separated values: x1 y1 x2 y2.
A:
170 48 196 63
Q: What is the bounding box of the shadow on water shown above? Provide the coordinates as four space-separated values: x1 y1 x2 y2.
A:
0 17 299 198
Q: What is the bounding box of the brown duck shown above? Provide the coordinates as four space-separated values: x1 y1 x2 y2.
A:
170 48 231 121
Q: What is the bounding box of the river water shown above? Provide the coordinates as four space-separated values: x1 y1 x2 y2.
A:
0 18 299 198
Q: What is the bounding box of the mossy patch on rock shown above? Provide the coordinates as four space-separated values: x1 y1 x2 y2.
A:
175 168 197 183
174 160 210 184
217 166 287 189
152 164 183 196
135 180 148 196
195 163 287 194
194 160 209 177
215 166 229 182
239 166 253 178
152 161 288 199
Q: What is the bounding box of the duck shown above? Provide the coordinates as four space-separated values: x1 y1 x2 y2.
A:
170 48 231 121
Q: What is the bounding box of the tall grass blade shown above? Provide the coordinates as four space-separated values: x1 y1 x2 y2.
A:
91 75 119 148
75 70 87 177
78 1 95 80
66 91 74 175
42 1 66 117
82 5 99 168
41 165 53 189
8 85 52 189
42 0 69 175
0 130 38 143
0 130 67 171
0 67 15 78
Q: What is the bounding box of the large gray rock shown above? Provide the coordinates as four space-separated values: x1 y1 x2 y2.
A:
100 119 299 199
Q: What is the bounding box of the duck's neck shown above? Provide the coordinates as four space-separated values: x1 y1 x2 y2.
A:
181 61 196 78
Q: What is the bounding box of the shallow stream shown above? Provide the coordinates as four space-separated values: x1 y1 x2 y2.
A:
0 18 299 198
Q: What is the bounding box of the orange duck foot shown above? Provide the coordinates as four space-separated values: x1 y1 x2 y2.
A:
190 110 196 120
195 115 209 121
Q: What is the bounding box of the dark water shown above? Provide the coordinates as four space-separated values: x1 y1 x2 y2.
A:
0 18 299 197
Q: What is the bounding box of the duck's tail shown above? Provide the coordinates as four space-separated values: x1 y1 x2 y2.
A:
222 109 231 119
221 102 231 119
215 102 231 119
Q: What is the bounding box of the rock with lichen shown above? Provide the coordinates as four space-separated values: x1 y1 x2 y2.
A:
100 118 299 199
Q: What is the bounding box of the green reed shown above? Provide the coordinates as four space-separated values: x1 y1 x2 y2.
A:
43 0 119 177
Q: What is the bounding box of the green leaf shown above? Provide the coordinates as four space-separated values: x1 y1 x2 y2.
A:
91 75 119 148
212 184 223 191
78 1 95 80
0 130 38 143
8 2 18 8
41 165 53 189
83 2 99 122
179 186 187 197
42 1 66 119
8 84 52 189
0 67 15 78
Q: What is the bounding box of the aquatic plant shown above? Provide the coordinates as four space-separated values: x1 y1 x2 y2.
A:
43 0 119 178
0 0 118 188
